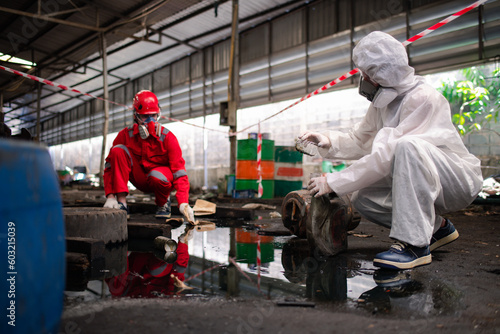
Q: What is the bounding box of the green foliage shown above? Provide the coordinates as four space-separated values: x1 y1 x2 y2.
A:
438 66 500 136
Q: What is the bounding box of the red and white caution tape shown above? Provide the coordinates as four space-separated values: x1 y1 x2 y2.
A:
184 262 223 283
402 0 488 47
257 235 261 292
228 257 255 283
160 115 227 134
233 0 488 135
0 0 487 135
257 121 263 198
0 65 128 109
235 68 360 136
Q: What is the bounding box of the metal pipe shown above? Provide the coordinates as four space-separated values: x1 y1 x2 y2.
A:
203 50 208 190
0 6 103 32
99 33 110 188
36 80 41 142
228 0 239 176
478 3 484 60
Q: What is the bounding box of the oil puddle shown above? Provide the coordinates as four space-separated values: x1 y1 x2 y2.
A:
64 221 463 317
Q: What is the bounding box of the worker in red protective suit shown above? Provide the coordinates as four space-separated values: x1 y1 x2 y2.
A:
106 229 193 297
103 90 194 221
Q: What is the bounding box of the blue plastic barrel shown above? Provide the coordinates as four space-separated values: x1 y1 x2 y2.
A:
0 139 65 334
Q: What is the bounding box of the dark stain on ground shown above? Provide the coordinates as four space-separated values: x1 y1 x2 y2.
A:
60 193 500 333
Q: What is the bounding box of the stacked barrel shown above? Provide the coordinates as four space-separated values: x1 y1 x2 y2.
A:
235 138 275 198
274 146 304 197
236 229 274 264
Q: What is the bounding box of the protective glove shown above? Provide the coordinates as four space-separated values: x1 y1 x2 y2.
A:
178 225 194 244
179 203 195 224
299 131 331 149
103 196 121 209
307 176 333 198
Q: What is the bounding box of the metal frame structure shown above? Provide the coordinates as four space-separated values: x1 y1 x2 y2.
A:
1 0 499 146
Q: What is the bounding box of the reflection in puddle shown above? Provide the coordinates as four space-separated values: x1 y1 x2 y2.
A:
65 222 463 316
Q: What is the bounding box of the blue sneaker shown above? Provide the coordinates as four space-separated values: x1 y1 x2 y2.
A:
373 241 431 270
155 198 171 219
430 219 459 251
118 202 130 220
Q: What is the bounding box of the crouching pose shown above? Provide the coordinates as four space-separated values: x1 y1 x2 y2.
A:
103 90 194 222
301 31 482 270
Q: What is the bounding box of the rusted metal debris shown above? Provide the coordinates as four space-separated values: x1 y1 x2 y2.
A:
281 190 312 238
281 190 362 256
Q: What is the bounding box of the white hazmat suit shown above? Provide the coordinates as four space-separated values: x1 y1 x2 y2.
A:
312 31 482 247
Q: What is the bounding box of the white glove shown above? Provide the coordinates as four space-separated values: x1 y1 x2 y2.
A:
307 176 333 198
103 197 121 209
179 203 195 224
299 131 331 149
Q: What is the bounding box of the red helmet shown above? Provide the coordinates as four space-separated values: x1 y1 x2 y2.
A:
133 90 160 114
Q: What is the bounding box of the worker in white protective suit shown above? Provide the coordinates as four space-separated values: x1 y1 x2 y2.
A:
300 31 483 270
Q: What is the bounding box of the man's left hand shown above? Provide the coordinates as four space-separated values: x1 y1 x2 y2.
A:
307 176 333 197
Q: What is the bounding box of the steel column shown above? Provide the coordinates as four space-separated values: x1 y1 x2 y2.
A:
99 33 110 188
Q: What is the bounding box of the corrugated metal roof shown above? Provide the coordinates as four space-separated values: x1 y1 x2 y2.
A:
1 0 300 132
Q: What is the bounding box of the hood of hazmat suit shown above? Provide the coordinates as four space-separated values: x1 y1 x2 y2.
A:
353 31 418 96
317 31 482 211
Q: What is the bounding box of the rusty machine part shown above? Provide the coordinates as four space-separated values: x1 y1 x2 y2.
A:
343 194 361 231
281 190 312 238
282 190 362 256
282 190 361 239
306 194 349 256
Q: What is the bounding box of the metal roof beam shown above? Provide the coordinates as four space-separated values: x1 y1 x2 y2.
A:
3 0 308 123
0 5 103 32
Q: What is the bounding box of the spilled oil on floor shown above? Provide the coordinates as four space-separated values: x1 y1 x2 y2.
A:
64 219 464 319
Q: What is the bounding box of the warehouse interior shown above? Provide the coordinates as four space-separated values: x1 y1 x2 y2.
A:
1 0 499 183
0 0 499 333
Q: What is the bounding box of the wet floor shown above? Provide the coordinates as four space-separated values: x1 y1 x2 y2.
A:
64 217 465 319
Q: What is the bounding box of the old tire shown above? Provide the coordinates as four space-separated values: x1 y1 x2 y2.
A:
64 207 128 244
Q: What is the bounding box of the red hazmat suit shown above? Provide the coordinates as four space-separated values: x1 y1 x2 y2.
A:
103 123 190 206
106 242 189 298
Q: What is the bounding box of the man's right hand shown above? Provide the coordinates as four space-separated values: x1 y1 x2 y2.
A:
103 196 121 209
299 131 331 149
179 203 195 224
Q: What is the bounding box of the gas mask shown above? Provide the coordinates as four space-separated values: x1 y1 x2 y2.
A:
359 76 398 108
137 114 160 140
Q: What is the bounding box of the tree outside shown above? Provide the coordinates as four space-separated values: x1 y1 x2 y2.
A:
437 64 500 137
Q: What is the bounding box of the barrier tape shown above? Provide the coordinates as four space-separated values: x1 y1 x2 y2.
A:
257 121 263 198
257 235 261 293
228 256 255 284
402 0 488 47
233 0 488 136
0 65 128 109
159 115 227 134
0 0 487 135
184 262 224 283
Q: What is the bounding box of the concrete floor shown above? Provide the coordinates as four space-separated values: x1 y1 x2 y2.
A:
59 202 499 333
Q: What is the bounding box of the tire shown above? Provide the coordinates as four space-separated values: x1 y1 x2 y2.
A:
64 207 128 244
